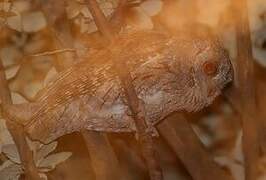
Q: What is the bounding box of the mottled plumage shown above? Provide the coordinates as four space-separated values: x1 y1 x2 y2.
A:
5 30 233 143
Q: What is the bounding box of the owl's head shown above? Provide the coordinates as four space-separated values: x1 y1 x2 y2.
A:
165 32 234 112
193 38 233 106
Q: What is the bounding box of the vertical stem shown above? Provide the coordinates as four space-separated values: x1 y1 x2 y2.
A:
115 62 163 180
231 0 259 179
0 60 41 180
86 0 163 179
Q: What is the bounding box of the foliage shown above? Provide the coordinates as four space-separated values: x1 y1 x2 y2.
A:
0 120 72 180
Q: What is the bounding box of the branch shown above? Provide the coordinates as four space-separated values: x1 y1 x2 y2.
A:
231 0 260 179
0 59 41 180
85 0 114 41
86 0 163 179
158 113 233 180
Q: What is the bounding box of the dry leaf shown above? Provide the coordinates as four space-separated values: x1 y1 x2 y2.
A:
36 141 58 165
39 173 48 180
38 152 72 170
0 160 22 180
0 46 22 67
2 144 21 164
6 15 22 31
100 1 114 17
80 6 93 18
5 65 20 80
127 7 154 30
22 11 46 32
11 92 28 104
23 81 43 99
66 0 84 19
82 19 98 33
140 0 162 17
253 47 266 67
0 119 14 153
253 27 266 67
43 67 58 87
26 137 42 153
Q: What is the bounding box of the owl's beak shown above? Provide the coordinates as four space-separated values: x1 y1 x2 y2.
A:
228 63 234 82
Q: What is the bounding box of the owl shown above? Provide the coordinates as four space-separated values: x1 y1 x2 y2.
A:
4 30 233 142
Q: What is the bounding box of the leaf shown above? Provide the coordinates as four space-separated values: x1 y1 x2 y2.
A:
231 131 244 162
80 6 93 18
253 27 266 67
0 46 22 67
5 65 20 80
43 67 58 87
0 119 14 152
127 7 154 30
11 92 28 104
38 152 72 170
0 160 13 171
39 173 48 180
81 18 98 33
24 81 43 99
100 1 114 17
0 160 22 180
2 144 21 164
22 11 46 32
0 1 19 19
36 141 58 165
66 0 84 19
7 15 22 31
140 0 162 16
26 137 41 153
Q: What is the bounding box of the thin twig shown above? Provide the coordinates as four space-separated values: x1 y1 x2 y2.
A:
29 48 76 57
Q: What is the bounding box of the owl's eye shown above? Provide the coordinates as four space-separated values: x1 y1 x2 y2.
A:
202 61 218 76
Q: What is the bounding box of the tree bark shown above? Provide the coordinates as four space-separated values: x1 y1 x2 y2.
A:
231 0 259 179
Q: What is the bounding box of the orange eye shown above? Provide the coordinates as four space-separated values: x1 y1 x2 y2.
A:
203 61 217 76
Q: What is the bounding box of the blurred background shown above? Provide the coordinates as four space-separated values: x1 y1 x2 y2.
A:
0 0 266 179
